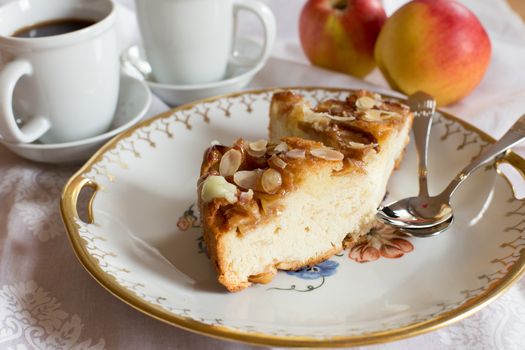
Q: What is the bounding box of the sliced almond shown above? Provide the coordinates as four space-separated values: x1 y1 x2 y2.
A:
239 189 254 203
247 139 268 157
273 141 289 154
261 168 282 194
355 96 376 110
310 148 344 161
249 139 268 151
362 109 401 122
260 197 281 215
266 141 288 156
361 109 383 122
383 110 402 119
285 149 306 159
303 109 329 124
219 149 242 177
233 169 264 190
246 149 266 158
268 154 287 169
347 141 370 149
325 114 356 122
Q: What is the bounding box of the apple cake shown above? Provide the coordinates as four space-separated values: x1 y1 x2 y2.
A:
197 90 413 292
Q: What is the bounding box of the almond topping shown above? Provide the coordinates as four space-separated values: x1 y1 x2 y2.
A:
219 149 242 177
325 115 356 122
355 96 376 110
361 109 383 121
233 169 264 190
247 139 268 157
273 141 289 154
347 141 370 149
239 189 254 203
261 168 282 194
362 109 401 122
383 110 402 119
268 154 287 169
310 148 344 161
285 149 306 159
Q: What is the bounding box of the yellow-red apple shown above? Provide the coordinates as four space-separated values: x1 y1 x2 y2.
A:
374 0 491 106
299 0 387 78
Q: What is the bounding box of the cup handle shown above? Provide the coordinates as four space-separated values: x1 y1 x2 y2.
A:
0 59 50 143
231 0 276 67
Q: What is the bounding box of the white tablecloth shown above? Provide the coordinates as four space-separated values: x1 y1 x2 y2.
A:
1 0 525 349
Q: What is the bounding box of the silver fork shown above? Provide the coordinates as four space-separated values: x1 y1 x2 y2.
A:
406 91 437 198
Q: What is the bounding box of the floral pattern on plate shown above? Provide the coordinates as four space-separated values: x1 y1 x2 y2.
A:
269 260 340 292
177 204 200 231
344 222 414 263
285 260 339 280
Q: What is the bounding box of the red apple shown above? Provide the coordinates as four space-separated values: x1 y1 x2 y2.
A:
299 0 387 78
374 0 492 106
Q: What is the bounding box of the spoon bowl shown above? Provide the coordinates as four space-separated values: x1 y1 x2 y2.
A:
377 194 453 229
399 216 455 237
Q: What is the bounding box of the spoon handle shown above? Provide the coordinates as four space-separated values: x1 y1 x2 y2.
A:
407 91 436 197
440 113 525 200
414 117 432 197
407 92 436 198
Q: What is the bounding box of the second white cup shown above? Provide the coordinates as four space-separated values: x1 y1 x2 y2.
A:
135 0 276 85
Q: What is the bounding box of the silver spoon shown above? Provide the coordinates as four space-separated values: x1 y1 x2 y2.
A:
400 216 454 237
377 113 525 235
390 91 437 237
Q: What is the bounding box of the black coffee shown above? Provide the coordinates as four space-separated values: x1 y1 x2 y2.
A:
12 18 95 38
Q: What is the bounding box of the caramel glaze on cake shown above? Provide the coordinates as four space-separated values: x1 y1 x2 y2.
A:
269 90 411 169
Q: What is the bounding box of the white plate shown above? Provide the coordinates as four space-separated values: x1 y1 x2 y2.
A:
121 37 266 106
0 75 151 164
61 88 525 347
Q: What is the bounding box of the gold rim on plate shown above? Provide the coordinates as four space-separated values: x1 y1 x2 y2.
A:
60 87 525 347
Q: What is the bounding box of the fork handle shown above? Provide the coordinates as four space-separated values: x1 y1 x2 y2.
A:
440 114 525 200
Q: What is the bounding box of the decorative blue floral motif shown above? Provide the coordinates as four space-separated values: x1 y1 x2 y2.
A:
285 260 339 280
268 260 339 293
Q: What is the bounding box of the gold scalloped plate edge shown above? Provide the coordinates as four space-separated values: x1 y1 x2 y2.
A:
60 87 525 348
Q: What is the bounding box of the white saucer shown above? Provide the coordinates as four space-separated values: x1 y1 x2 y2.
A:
121 37 265 106
0 74 151 164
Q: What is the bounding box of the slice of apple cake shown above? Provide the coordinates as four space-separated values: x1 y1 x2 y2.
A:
197 90 413 292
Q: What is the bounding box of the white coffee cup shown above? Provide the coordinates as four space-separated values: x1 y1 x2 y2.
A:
135 0 276 85
0 0 119 144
